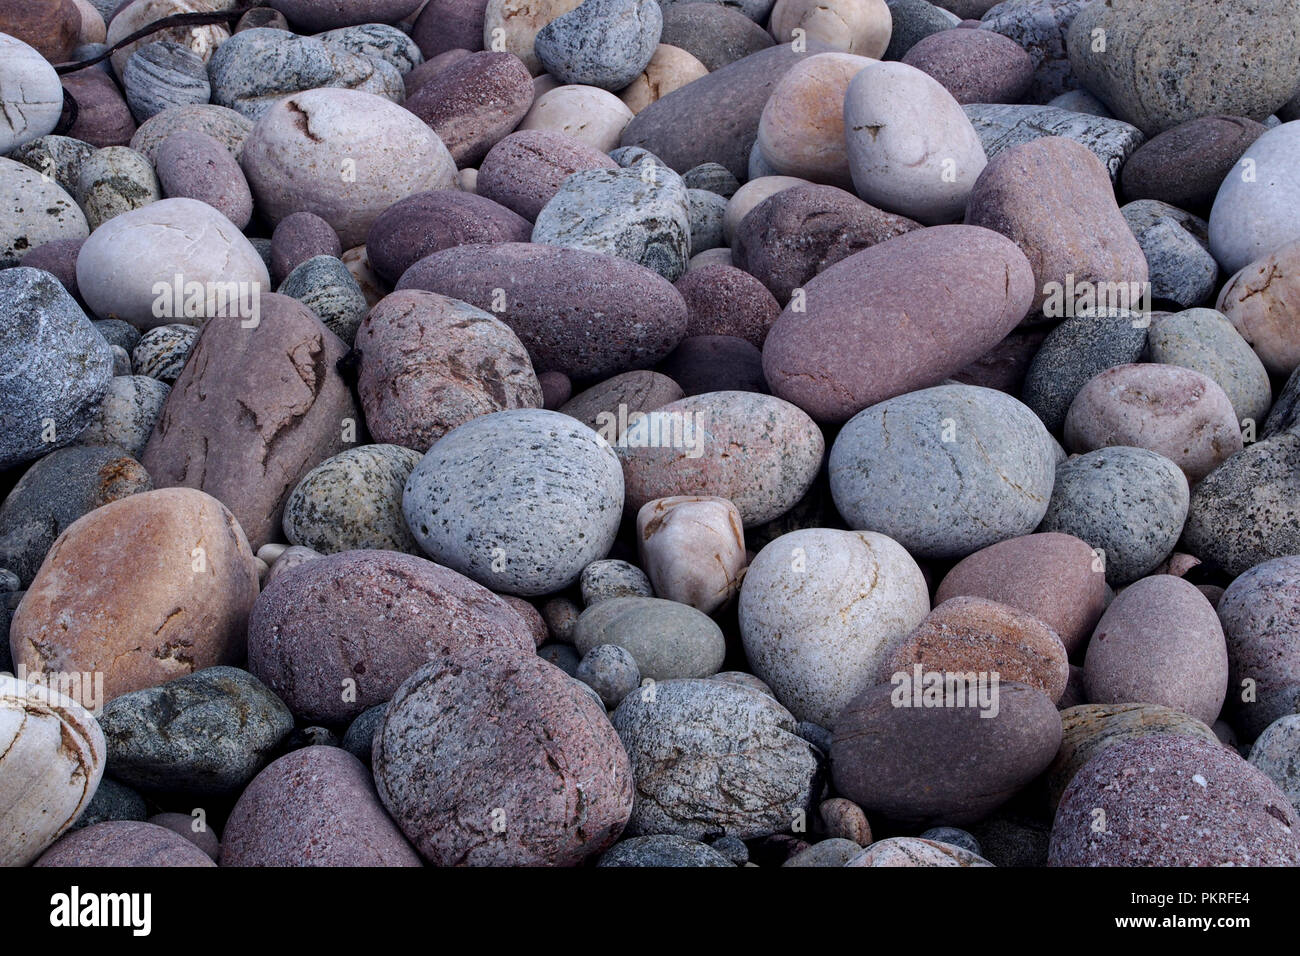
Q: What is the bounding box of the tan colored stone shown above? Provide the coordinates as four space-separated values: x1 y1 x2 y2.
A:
619 44 708 114
769 0 892 58
637 495 746 614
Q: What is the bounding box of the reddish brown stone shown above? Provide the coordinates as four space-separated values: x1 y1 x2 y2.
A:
62 69 137 147
365 189 531 284
733 183 921 304
247 549 536 723
270 212 342 287
0 0 80 64
141 295 360 550
477 129 619 221
936 532 1107 658
413 0 488 58
405 51 534 167
35 821 216 867
673 263 780 348
902 28 1033 104
221 747 421 866
1121 115 1268 210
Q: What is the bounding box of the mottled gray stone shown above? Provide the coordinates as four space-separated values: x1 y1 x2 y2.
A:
1038 446 1189 585
66 779 148 833
1021 311 1149 433
315 23 424 74
536 0 663 91
1045 89 1111 117
208 28 404 120
277 255 369 345
828 384 1057 559
682 162 740 197
597 833 735 866
1248 715 1300 814
533 165 691 280
122 41 211 124
661 0 773 22
1121 200 1218 309
74 375 170 459
782 838 862 866
0 157 89 268
283 444 424 555
1182 432 1300 578
0 268 113 470
131 324 198 384
611 678 823 839
920 826 984 855
341 703 388 766
963 103 1145 182
403 409 624 596
574 596 726 680
74 146 162 231
99 667 295 797
538 643 582 676
687 188 726 255
1148 309 1272 427
575 643 641 708
1263 366 1300 440
8 135 97 197
580 559 654 605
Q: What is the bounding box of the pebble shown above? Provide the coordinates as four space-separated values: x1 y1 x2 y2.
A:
403 409 623 595
579 559 654 605
1047 702 1222 811
828 384 1057 559
241 88 458 250
131 323 197 383
673 264 779 347
686 189 725 255
141 298 358 551
222 746 420 866
617 390 823 526
0 446 152 587
1248 715 1300 814
35 820 215 867
538 642 582 675
517 84 635 152
1049 733 1300 865
130 104 252 164
1021 311 1149 432
782 838 861 867
619 44 708 114
271 212 343 285
9 135 96 198
375 647 633 865
963 103 1145 183
1084 575 1229 726
1216 238 1300 377
658 2 772 70
316 23 424 75
1207 120 1300 275
476 129 618 221
533 165 691 280
397 242 687 380
1063 363 1244 482
879 596 1070 703
75 145 162 231
574 596 725 679
1121 200 1218 309
611 677 822 839
248 549 534 723
597 834 734 867
406 51 535 167
155 129 254 229
764 226 1034 422
148 813 219 861
966 136 1148 316
936 532 1106 657
1038 447 1190 586
0 34 65 152
0 268 113 470
75 197 269 329
98 666 294 797
575 643 642 707
278 255 369 344
846 838 993 867
535 0 662 91
920 827 983 856
341 703 388 765
1183 432 1300 578
1216 555 1300 739
62 68 137 148
0 674 105 867
282 444 424 555
831 680 1061 826
0 157 90 269
636 495 745 613
819 797 871 845
1146 308 1272 426
1121 115 1268 211
10 488 259 709
122 41 210 123
733 183 920 304
740 528 930 726
559 370 684 431
74 374 170 458
682 162 739 197
65 779 147 833
901 26 1033 104
482 0 584 75
1067 0 1300 136
770 0 891 56
843 60 986 224
366 189 531 284
976 0 1081 102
